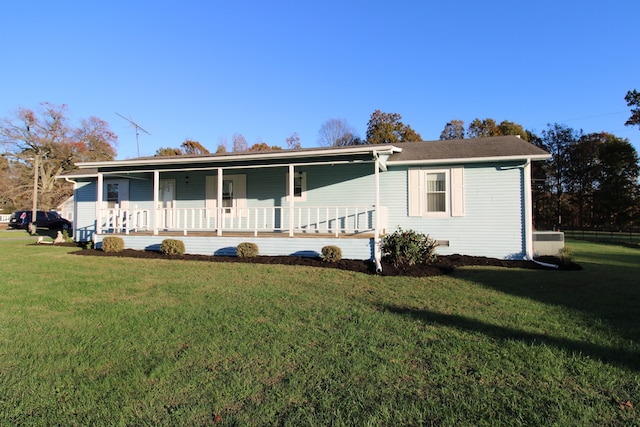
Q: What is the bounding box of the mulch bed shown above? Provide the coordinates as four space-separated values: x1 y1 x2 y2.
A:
66 245 581 277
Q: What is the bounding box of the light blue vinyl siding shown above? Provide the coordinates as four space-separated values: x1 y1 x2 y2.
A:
382 163 526 259
74 181 97 242
146 163 377 209
94 235 374 260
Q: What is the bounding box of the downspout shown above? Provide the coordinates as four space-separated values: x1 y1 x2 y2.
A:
522 159 533 260
373 152 383 273
522 159 558 268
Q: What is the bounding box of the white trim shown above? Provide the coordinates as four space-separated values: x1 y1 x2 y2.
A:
451 167 465 217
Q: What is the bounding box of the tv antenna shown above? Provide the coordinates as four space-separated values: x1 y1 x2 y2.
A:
116 112 150 157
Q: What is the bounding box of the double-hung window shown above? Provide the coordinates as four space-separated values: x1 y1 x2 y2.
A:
425 172 447 213
408 167 464 217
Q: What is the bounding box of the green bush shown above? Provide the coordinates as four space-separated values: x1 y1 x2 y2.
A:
557 247 573 265
101 236 125 253
160 239 186 255
62 229 74 243
237 242 259 258
381 227 438 267
321 245 342 263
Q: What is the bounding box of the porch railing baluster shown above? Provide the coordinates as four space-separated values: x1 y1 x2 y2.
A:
98 205 382 236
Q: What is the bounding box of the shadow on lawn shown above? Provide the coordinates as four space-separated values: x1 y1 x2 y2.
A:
449 255 640 346
382 305 640 371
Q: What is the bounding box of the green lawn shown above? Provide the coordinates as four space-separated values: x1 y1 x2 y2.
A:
0 231 638 426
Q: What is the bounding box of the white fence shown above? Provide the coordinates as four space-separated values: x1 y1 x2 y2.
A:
98 205 387 236
0 214 10 223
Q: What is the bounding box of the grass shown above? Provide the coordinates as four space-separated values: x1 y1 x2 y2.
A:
0 231 638 425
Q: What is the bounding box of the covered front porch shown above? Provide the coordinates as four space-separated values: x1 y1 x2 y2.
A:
68 144 402 264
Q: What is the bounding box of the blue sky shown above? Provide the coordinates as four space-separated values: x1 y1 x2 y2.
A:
2 1 638 159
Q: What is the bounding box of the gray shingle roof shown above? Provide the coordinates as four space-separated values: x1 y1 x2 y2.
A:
388 135 549 163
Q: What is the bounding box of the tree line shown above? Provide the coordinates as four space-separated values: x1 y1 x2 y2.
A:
1 94 639 231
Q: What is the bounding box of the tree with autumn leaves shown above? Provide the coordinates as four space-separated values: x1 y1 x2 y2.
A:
0 103 117 212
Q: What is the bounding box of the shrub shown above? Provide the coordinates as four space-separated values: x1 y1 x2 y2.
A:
160 239 186 255
321 245 342 263
101 236 125 253
557 247 572 265
237 242 259 258
62 229 74 243
381 227 438 267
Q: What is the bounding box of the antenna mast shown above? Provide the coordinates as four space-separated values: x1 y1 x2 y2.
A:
116 112 150 157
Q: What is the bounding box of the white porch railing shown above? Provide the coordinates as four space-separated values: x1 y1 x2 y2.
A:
98 205 387 237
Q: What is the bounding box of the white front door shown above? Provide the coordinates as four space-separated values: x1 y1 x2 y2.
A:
158 179 176 228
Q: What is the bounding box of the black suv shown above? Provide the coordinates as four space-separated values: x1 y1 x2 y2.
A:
8 210 72 231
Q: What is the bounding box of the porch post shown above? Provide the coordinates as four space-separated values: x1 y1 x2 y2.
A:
288 164 294 237
96 173 103 235
374 155 380 240
153 170 159 235
217 168 223 236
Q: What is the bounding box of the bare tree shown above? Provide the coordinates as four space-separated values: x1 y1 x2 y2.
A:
232 133 248 152
318 118 358 147
0 103 117 210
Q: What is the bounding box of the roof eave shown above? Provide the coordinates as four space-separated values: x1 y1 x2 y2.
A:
76 144 401 169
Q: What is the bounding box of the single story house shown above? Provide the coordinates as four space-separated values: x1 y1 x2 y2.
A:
59 136 550 270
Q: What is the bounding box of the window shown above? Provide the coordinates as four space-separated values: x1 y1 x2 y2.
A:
425 172 446 213
103 179 129 210
106 183 119 208
293 174 304 198
286 172 307 201
408 167 464 217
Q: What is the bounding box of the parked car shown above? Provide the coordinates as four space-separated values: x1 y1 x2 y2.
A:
8 210 72 231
